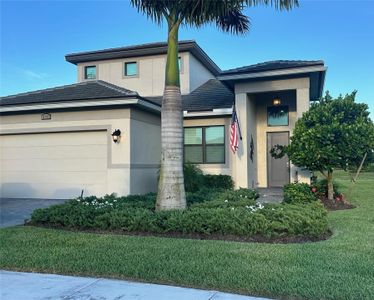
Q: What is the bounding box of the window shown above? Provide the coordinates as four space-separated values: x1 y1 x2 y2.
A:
84 66 96 79
267 105 289 126
124 62 138 76
184 126 225 164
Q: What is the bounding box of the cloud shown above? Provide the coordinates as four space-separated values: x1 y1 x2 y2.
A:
21 69 49 79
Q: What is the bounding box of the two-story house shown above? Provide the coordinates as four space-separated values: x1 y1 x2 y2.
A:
0 41 326 199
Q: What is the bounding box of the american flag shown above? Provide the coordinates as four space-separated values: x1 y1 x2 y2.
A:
230 107 239 153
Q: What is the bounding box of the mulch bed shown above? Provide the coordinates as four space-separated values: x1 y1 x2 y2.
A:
25 223 332 244
319 194 355 211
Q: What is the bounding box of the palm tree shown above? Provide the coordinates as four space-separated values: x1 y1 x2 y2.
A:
130 0 298 211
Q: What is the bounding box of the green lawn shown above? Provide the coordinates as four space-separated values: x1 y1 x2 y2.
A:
1 171 373 300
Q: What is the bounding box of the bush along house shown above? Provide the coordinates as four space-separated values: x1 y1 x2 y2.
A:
0 41 326 199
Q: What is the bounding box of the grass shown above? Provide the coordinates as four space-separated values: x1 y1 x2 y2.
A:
1 171 373 299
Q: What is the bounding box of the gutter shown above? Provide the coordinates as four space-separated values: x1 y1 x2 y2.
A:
0 98 161 114
217 66 327 81
183 108 232 118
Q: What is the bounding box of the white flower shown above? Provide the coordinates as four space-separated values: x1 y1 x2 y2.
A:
224 200 228 203
231 207 235 210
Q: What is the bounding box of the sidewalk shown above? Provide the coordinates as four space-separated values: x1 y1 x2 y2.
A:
0 270 270 300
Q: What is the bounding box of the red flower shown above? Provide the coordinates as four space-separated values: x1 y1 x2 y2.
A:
311 187 317 193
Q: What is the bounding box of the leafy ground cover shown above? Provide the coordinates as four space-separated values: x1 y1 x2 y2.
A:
28 187 328 241
0 171 373 299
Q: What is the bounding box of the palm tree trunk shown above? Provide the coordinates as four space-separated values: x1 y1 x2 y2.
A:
156 20 186 211
327 170 334 201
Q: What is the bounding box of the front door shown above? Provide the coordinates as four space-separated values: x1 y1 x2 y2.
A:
267 132 290 187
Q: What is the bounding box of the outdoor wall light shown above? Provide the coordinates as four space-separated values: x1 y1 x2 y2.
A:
272 97 281 106
111 129 121 143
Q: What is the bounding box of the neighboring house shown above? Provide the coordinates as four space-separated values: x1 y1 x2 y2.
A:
0 41 326 199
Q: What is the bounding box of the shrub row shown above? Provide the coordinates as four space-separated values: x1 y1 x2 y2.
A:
283 183 318 204
30 195 328 238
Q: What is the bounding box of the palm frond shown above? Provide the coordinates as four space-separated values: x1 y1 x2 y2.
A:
130 0 299 32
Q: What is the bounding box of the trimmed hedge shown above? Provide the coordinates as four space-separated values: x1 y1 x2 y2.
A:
183 163 234 192
30 189 328 238
283 183 318 204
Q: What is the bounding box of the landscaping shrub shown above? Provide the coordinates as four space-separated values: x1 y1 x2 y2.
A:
183 163 234 192
30 188 328 239
183 163 204 192
314 179 341 197
191 188 258 209
186 187 224 206
283 183 318 204
202 174 234 190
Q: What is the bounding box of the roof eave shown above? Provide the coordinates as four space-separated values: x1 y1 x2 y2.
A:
65 41 221 76
217 65 327 81
0 97 160 114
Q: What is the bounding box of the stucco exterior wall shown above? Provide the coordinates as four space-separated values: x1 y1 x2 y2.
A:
183 117 232 177
234 77 312 188
0 108 161 198
77 52 193 96
189 54 215 92
129 109 161 194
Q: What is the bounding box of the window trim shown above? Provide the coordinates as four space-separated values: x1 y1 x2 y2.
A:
84 65 97 80
124 61 139 77
184 125 225 164
267 105 289 127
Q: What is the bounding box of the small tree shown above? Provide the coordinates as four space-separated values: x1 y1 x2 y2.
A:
272 91 374 200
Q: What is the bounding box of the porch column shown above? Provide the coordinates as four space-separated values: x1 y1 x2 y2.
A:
294 88 311 183
234 93 249 188
296 88 310 118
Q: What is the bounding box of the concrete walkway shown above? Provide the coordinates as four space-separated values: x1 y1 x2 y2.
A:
0 270 270 300
257 188 283 204
0 198 66 228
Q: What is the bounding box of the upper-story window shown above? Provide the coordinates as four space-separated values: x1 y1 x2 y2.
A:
124 62 138 76
184 126 225 164
84 66 96 80
267 105 289 126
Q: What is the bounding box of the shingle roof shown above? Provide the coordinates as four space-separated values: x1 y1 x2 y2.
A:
0 80 140 106
221 60 324 75
65 40 221 76
146 79 234 111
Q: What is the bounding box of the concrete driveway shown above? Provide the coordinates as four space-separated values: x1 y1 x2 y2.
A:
0 198 67 228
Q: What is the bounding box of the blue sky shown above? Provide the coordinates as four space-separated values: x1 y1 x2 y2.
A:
1 0 373 115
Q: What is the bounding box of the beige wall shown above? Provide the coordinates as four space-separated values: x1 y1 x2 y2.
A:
77 52 214 97
183 117 232 176
189 54 215 92
0 107 161 198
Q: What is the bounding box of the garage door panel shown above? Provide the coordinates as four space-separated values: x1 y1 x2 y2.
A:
1 145 107 160
1 158 107 172
0 131 109 199
1 171 107 185
1 131 107 147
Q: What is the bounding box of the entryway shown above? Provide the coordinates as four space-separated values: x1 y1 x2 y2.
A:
267 131 290 187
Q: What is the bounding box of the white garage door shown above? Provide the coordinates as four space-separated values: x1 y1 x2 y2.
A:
0 130 108 199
